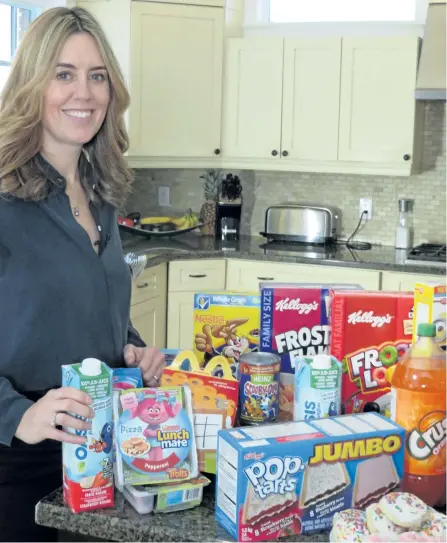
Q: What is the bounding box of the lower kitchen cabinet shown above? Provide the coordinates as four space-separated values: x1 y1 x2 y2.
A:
167 291 195 349
130 263 167 348
226 260 381 291
381 271 443 292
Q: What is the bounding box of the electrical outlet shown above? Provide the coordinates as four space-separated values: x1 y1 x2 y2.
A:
158 186 171 207
359 198 373 220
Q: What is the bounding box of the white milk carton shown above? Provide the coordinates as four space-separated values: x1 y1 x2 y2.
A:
62 358 114 513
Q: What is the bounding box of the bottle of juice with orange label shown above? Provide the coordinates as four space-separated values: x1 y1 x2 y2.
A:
391 323 446 507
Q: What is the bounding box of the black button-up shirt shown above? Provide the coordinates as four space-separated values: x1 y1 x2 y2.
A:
0 155 144 446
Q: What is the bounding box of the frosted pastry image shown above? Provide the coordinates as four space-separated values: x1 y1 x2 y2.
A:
379 492 427 530
353 455 400 508
242 483 296 525
299 461 350 508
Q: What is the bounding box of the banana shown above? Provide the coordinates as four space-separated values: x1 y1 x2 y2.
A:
140 216 172 225
172 215 189 228
190 212 199 227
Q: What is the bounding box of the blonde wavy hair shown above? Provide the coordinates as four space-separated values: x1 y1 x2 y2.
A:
0 7 132 207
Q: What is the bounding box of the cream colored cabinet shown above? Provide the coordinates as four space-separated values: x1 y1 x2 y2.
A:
222 38 284 159
146 0 225 6
338 37 419 164
226 260 381 291
281 38 341 161
167 260 226 349
130 263 167 348
381 271 444 292
129 1 224 158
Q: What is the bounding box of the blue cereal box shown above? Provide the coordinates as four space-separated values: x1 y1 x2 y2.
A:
62 358 114 513
216 413 404 542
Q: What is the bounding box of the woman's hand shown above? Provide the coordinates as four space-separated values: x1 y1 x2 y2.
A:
15 387 94 445
123 344 165 386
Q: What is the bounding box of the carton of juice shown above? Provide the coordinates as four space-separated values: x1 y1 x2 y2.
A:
62 358 114 513
413 281 446 350
259 283 362 421
330 291 414 416
193 292 260 377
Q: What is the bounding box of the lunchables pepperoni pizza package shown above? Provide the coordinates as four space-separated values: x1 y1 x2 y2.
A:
330 291 414 416
161 350 239 474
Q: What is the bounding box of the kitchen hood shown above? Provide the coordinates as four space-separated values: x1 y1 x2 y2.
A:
415 1 446 100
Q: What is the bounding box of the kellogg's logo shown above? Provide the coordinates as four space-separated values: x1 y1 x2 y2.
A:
275 298 318 315
347 310 393 328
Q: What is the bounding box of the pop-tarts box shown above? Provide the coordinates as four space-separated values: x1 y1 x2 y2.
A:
259 283 363 421
216 413 404 542
193 291 260 377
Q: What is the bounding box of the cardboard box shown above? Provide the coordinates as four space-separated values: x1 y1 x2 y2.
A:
259 283 362 420
193 292 260 377
330 291 414 415
216 413 404 542
413 281 447 349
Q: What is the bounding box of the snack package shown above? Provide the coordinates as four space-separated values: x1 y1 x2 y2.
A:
112 368 143 390
413 281 446 350
122 475 211 515
193 291 261 377
330 291 414 415
62 358 114 513
161 350 239 474
114 386 198 486
216 412 405 541
293 354 342 422
259 283 363 421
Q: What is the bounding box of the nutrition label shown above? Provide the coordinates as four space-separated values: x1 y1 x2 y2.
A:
310 369 340 390
80 377 110 399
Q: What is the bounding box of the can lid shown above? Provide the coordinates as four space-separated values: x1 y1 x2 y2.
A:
311 354 332 369
417 323 436 337
81 358 102 376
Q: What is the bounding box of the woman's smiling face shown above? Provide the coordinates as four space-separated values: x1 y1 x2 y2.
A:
42 32 110 150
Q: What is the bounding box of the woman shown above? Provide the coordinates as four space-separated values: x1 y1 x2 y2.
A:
0 7 164 541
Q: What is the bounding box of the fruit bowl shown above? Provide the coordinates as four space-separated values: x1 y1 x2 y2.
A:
118 209 203 237
118 222 204 238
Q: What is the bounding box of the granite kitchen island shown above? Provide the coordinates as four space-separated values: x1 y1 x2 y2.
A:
36 487 330 542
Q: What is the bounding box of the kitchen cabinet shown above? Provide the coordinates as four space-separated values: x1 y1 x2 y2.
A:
381 271 444 292
129 1 224 158
146 0 225 6
338 37 419 164
167 260 226 348
130 263 167 348
226 260 381 291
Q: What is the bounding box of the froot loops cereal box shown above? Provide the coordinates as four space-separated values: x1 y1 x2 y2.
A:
114 386 198 487
193 291 260 377
330 291 414 416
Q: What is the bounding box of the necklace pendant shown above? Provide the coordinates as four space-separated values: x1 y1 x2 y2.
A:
73 207 80 217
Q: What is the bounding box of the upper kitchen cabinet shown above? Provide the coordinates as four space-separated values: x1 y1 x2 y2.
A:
129 1 224 159
222 38 284 159
338 37 420 165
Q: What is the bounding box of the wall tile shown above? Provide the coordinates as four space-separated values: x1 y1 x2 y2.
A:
127 102 446 246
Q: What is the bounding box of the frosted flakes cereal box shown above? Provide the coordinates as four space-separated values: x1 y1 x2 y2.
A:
330 291 414 416
259 283 363 421
216 413 405 542
193 292 260 378
413 281 447 350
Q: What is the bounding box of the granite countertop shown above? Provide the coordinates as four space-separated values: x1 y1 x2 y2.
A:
36 486 330 543
120 232 446 276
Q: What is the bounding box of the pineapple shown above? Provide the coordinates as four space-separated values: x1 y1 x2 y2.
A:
199 169 221 236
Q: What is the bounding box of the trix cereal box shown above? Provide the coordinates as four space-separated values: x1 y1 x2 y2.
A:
260 283 362 420
330 291 414 416
413 281 446 350
193 292 260 377
62 358 114 513
216 413 405 541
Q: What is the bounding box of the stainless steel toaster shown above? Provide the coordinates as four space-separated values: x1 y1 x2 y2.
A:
261 203 341 244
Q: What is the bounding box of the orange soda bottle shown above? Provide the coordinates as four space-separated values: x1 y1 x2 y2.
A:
391 322 446 507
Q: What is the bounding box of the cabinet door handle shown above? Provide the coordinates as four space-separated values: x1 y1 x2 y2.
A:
282 150 289 157
403 154 411 161
257 276 275 281
189 274 207 278
214 148 221 155
271 150 278 156
136 282 149 289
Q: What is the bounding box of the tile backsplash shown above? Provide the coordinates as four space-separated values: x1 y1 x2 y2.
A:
126 102 446 246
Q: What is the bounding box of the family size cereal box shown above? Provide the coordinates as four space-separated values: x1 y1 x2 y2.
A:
413 281 447 350
216 413 405 542
260 283 362 421
193 292 261 378
62 358 114 513
330 291 414 416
